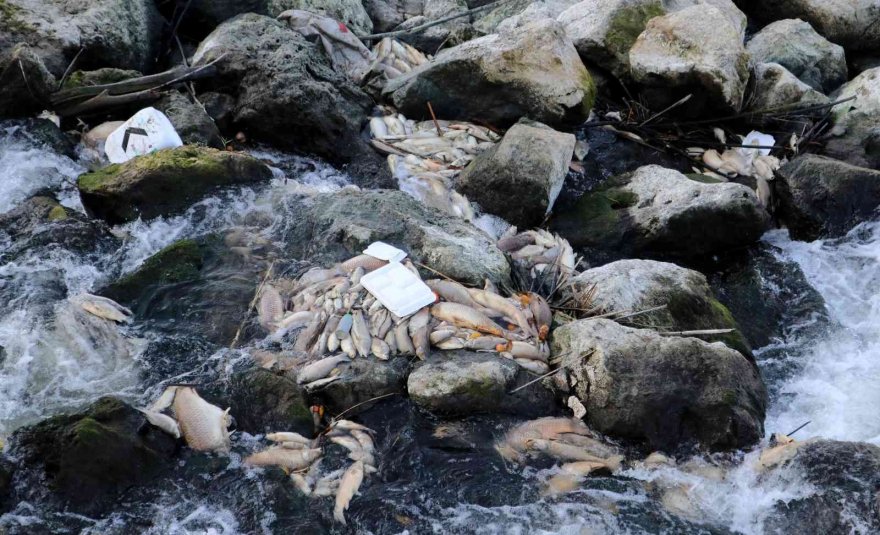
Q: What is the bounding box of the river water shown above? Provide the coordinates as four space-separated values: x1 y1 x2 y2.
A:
0 123 877 534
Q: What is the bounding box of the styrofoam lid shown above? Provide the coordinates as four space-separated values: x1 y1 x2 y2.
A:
363 241 407 262
361 261 435 317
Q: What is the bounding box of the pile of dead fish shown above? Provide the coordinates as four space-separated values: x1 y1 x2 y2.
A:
368 107 500 220
139 386 232 453
497 228 579 289
244 419 376 525
495 417 624 494
371 37 429 80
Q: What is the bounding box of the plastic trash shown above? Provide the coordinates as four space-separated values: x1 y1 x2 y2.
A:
738 131 774 160
363 241 407 262
105 107 183 163
361 262 436 317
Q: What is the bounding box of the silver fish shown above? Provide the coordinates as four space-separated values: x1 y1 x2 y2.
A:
172 387 231 453
71 293 133 324
245 447 322 471
266 431 312 444
258 284 284 331
297 355 351 384
351 310 372 358
137 408 180 438
334 461 365 525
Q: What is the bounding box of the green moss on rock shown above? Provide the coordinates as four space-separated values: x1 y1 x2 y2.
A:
105 239 204 303
605 2 665 58
0 0 33 33
64 68 142 90
47 205 68 221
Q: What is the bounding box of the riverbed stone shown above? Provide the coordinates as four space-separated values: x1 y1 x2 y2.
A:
747 63 829 112
310 357 410 413
286 189 511 286
746 19 847 93
77 146 272 224
629 4 750 113
774 154 880 240
825 67 880 170
0 44 56 118
154 91 225 149
553 318 767 450
456 119 575 227
551 165 769 260
397 0 475 52
222 368 313 435
385 18 595 128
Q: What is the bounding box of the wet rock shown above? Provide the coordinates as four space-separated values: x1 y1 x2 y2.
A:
551 165 769 260
825 67 880 170
223 368 313 435
362 0 405 33
192 14 377 172
397 0 475 52
496 0 579 33
407 351 554 416
774 155 880 241
312 357 410 413
4 117 76 158
268 0 374 35
764 440 880 534
746 19 847 93
747 63 829 112
186 0 270 28
103 239 205 302
457 119 575 228
154 91 224 149
9 396 177 515
558 0 665 77
629 4 749 113
385 19 595 128
199 91 237 133
286 189 510 286
736 0 880 53
0 0 163 77
553 318 767 450
572 259 752 358
77 146 272 224
63 67 141 89
0 44 55 118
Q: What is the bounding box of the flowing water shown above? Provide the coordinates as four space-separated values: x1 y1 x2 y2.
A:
0 124 878 534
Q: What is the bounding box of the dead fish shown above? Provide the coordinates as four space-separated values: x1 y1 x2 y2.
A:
258 284 284 331
340 336 357 358
297 355 351 384
465 335 509 350
395 321 415 355
351 429 375 452
508 341 549 362
468 289 533 336
557 433 619 458
545 458 624 494
371 337 391 360
334 461 365 525
266 431 312 445
314 470 343 497
244 447 322 471
384 329 397 355
430 302 503 337
436 337 465 350
527 293 552 340
330 435 362 452
408 308 431 359
348 449 376 468
425 279 481 308
340 255 388 273
275 310 315 332
497 417 593 460
351 311 372 358
331 420 374 434
497 233 536 253
71 293 133 323
149 386 178 412
527 439 608 463
303 376 341 391
515 358 549 374
290 472 312 495
429 328 455 344
137 408 181 438
293 311 328 353
173 387 231 453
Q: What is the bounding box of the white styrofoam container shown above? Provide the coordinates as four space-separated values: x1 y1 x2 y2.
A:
361 261 436 317
363 241 407 262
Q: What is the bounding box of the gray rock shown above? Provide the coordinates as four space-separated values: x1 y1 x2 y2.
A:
222 368 313 435
0 0 163 77
268 0 374 35
825 67 880 170
192 14 376 168
456 119 575 227
155 91 225 149
774 154 880 240
629 4 750 113
496 0 580 33
285 188 511 286
572 259 752 358
747 62 829 112
199 91 236 133
558 0 665 77
552 318 767 450
746 19 847 93
661 0 746 39
398 0 475 52
0 44 56 118
764 440 880 534
385 18 595 128
186 0 269 27
473 0 531 34
363 0 406 32
551 165 770 260
313 358 410 413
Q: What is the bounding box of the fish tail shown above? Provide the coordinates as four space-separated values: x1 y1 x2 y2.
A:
334 507 347 525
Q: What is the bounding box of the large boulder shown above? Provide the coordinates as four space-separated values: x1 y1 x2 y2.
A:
496 0 579 33
764 440 880 534
746 19 847 93
384 19 596 128
9 397 177 515
747 62 829 112
662 0 746 38
285 189 511 286
553 319 767 450
473 0 531 34
191 14 378 170
0 44 56 118
0 0 163 77
558 0 665 77
629 4 749 113
572 259 751 357
76 146 273 224
774 154 880 240
221 368 313 436
825 67 880 169
551 165 770 260
154 91 225 149
311 358 410 413
396 0 475 52
456 119 575 228
268 0 374 35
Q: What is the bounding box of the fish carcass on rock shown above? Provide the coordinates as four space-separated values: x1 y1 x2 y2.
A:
172 386 232 453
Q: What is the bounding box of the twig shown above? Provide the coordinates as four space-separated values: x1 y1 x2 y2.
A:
229 260 275 349
508 366 564 394
427 101 442 136
358 0 515 40
609 304 667 322
658 328 734 336
331 392 399 421
413 261 455 282
57 47 85 90
639 93 692 127
786 420 811 437
650 96 857 128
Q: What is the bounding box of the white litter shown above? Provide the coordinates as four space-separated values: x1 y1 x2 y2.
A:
105 107 183 163
363 241 407 263
361 262 436 317
739 130 774 159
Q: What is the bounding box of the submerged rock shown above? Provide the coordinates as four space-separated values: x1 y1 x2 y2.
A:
747 62 829 112
223 368 313 436
746 19 847 93
551 165 769 260
77 146 272 224
825 67 880 170
774 155 880 240
456 119 575 228
572 259 751 358
286 189 510 286
9 397 177 515
154 91 225 149
629 4 749 113
385 19 595 128
553 319 767 450
0 44 56 118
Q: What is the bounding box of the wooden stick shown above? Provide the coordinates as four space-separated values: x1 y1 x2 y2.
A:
658 328 734 336
229 260 275 349
612 304 667 322
357 0 515 40
427 101 442 136
508 366 563 394
57 47 84 90
639 93 692 126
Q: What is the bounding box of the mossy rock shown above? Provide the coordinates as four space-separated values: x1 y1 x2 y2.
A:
63 68 142 90
604 1 664 67
0 0 34 33
219 368 313 436
550 173 637 250
77 146 272 224
104 239 204 304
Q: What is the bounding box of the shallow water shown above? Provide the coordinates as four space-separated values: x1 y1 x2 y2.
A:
0 125 878 534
